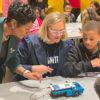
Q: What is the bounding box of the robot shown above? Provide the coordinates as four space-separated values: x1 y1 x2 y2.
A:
50 81 84 98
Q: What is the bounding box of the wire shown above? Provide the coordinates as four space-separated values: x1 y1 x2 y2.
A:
71 28 81 33
30 87 50 100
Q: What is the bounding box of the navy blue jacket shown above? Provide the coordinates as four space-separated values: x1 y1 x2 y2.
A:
12 34 74 81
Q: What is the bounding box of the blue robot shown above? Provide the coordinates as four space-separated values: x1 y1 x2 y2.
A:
50 81 84 98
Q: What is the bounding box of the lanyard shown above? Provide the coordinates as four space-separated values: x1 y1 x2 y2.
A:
85 53 89 60
85 53 100 60
66 15 70 23
45 43 57 68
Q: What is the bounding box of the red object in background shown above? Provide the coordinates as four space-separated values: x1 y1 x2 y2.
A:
64 0 81 8
68 0 81 8
2 0 26 17
29 17 42 35
18 17 42 44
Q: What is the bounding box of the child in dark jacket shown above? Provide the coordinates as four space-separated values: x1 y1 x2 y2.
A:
61 20 100 77
62 2 76 23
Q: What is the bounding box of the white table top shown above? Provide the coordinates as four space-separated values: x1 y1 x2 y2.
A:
66 23 82 39
0 76 99 100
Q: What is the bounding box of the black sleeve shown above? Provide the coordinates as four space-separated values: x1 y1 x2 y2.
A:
61 47 93 77
44 0 48 8
16 37 33 71
28 0 36 8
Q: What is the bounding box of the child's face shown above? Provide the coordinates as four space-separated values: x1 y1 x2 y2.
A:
64 5 72 13
83 30 100 52
35 9 40 18
89 3 98 11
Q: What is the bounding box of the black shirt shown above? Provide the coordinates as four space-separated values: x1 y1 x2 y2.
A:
36 1 44 9
0 40 9 83
35 0 48 9
0 40 9 66
44 43 59 77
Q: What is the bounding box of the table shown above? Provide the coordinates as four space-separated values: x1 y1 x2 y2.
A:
0 76 99 100
66 23 81 39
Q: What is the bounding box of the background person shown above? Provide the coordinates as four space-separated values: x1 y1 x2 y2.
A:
77 8 100 33
28 0 48 16
63 2 76 23
81 8 100 31
90 1 100 16
11 12 74 82
19 1 43 44
33 7 45 21
64 0 81 19
77 1 100 22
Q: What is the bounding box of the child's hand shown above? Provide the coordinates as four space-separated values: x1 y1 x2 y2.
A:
91 58 100 68
64 12 70 17
25 72 43 83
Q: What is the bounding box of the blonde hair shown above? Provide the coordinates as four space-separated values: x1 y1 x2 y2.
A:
38 11 67 42
81 9 90 32
81 8 100 32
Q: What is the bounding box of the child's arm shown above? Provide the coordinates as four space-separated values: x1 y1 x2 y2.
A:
44 0 48 12
61 47 93 77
